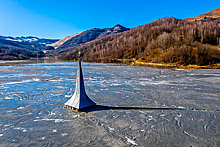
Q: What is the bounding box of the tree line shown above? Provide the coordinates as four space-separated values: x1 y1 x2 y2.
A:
61 17 220 66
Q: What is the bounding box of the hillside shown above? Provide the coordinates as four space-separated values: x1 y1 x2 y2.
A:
184 7 220 21
48 24 129 56
61 10 220 68
48 31 84 49
0 36 58 60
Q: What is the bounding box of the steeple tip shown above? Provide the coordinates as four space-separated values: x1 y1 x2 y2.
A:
65 52 96 111
78 51 81 59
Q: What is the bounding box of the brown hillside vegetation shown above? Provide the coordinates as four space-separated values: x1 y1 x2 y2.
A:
48 25 129 56
185 7 220 21
61 16 220 67
48 31 84 49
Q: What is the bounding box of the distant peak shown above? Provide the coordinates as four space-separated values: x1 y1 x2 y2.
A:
113 24 123 27
112 24 128 29
112 24 129 31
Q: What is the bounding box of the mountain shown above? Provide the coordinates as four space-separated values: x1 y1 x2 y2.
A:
0 36 58 47
47 32 84 49
0 36 58 60
0 25 129 60
184 7 220 21
48 24 129 56
61 9 220 67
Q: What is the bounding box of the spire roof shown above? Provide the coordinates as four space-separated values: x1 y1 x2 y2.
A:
65 53 96 110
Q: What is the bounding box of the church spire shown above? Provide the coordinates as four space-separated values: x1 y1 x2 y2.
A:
65 51 96 111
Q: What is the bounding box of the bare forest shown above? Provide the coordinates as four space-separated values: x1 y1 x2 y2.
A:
61 17 220 66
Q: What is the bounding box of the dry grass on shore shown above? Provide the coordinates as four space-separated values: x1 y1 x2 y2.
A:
132 60 220 69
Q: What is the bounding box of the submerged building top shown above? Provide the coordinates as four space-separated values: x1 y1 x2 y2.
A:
65 52 96 110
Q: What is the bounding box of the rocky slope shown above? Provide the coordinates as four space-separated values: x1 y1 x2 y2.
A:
48 24 129 56
48 32 84 49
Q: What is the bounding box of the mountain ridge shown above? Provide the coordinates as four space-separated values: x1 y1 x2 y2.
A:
48 24 130 56
1 8 220 65
0 35 58 60
47 31 84 49
61 8 220 68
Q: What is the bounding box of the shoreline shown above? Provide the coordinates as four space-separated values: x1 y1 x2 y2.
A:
0 58 62 66
132 61 220 69
113 59 220 69
1 58 220 69
108 59 220 69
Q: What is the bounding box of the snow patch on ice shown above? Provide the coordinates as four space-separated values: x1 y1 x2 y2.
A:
52 129 57 132
175 114 182 120
110 83 121 86
33 78 40 81
0 134 3 137
5 96 14 100
125 136 137 145
72 115 79 118
14 127 23 130
4 124 12 127
55 86 64 89
65 95 72 97
23 129 27 132
108 127 114 131
17 107 25 110
178 106 185 109
34 118 71 123
14 127 27 133
61 133 68 136
175 69 184 71
177 114 182 118
49 112 56 115
4 80 32 85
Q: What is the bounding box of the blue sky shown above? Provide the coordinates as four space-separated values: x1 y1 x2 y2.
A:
0 0 219 39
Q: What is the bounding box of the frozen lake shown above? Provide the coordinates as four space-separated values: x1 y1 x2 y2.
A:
0 61 219 146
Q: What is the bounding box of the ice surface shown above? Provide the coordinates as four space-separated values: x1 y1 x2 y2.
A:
0 61 219 146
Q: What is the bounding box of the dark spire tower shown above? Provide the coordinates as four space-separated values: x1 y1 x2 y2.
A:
65 51 96 111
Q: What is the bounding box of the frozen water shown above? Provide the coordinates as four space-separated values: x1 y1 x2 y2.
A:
0 61 219 146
